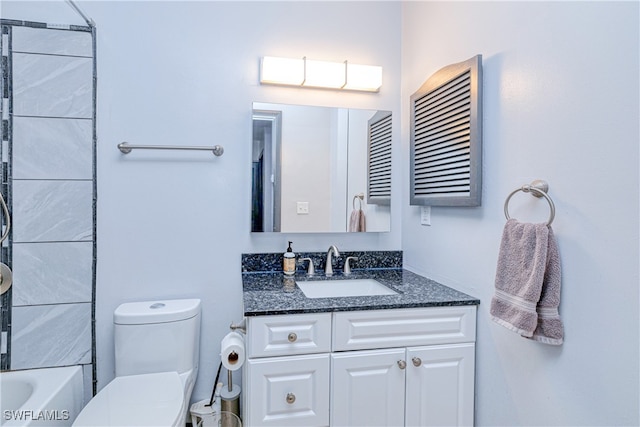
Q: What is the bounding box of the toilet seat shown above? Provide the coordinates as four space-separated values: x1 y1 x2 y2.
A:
73 371 184 427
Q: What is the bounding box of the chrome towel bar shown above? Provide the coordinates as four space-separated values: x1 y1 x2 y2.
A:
504 179 555 226
117 142 224 157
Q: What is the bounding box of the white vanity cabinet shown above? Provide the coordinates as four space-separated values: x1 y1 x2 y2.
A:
243 306 476 427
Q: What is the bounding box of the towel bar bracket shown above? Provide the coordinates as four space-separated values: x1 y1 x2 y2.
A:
504 179 555 226
522 179 548 198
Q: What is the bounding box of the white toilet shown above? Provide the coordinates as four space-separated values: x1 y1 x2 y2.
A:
73 299 201 427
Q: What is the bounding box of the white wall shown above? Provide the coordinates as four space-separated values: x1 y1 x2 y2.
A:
278 104 333 232
401 2 639 425
47 0 400 405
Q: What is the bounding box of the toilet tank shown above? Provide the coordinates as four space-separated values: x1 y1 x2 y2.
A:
114 299 201 377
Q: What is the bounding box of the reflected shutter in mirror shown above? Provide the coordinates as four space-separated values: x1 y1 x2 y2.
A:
367 111 392 205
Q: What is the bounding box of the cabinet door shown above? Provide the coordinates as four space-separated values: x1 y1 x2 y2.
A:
246 354 330 427
331 348 405 427
405 343 475 427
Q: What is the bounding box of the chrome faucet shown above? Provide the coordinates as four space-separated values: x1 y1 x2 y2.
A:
324 245 340 276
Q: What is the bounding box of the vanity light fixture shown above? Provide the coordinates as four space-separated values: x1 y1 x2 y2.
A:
260 56 382 92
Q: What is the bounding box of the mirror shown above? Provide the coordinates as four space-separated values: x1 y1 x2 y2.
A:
252 102 391 233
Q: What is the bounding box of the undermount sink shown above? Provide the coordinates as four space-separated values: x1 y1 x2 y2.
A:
296 278 397 299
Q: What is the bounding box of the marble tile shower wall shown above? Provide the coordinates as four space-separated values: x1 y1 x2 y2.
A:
1 24 95 382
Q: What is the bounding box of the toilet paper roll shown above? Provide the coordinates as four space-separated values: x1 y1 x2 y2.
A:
220 331 245 371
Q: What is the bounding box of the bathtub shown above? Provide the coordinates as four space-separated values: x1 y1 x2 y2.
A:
0 366 84 427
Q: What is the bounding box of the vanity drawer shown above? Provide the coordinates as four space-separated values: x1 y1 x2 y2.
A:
247 313 332 358
245 354 330 427
332 306 476 351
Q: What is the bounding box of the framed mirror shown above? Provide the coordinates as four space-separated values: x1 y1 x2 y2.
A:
251 102 391 233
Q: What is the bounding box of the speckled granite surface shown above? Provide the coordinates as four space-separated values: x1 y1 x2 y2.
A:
242 252 480 316
242 251 402 273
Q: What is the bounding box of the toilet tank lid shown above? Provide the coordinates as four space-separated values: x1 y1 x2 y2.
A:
114 299 201 325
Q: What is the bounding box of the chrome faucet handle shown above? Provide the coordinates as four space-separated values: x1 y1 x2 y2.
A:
344 256 359 275
298 257 315 275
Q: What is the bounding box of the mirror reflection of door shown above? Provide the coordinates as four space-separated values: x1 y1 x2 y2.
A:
252 110 282 232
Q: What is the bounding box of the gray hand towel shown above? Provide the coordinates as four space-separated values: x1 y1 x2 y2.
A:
348 209 366 232
490 219 564 345
528 226 563 345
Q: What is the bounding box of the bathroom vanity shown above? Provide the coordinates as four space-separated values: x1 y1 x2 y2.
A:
241 252 479 427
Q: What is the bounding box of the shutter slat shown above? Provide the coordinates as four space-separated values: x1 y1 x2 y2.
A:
414 130 470 153
415 71 471 107
415 90 471 124
414 167 471 180
370 144 392 157
414 110 471 137
414 150 471 166
414 144 470 163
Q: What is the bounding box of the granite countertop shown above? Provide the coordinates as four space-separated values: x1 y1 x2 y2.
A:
242 268 480 317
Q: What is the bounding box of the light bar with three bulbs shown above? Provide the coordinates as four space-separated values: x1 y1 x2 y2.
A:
260 56 382 92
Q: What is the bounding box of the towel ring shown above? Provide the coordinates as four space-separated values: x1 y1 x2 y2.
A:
504 180 555 226
353 193 364 210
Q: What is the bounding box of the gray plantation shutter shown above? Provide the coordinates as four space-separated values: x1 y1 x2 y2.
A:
410 55 482 206
367 111 392 205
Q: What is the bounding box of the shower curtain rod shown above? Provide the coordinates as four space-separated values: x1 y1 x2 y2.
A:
65 0 95 27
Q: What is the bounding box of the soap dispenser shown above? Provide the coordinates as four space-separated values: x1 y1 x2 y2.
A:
283 241 296 276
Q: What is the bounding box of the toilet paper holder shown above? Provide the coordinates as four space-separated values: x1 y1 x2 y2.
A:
229 319 246 334
220 327 245 421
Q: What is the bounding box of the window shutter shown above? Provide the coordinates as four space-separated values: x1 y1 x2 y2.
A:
410 55 482 206
367 110 392 205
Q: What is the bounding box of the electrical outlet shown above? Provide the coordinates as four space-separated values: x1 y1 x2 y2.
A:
296 201 309 215
420 206 431 226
